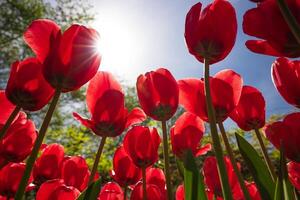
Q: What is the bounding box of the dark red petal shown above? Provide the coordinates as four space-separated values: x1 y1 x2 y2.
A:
23 19 60 62
245 40 283 57
125 107 146 129
98 182 123 200
0 90 16 124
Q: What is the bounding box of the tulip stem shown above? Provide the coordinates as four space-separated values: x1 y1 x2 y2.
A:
203 58 233 200
0 106 21 140
142 167 147 200
254 128 277 181
15 89 61 200
161 120 172 200
218 121 251 200
124 184 127 200
88 136 107 186
276 0 300 45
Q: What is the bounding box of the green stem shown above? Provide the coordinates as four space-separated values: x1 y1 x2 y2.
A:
124 184 127 200
14 89 61 200
161 120 172 200
0 106 21 140
142 167 147 200
276 0 300 45
203 58 232 200
88 136 107 186
218 121 251 200
254 128 277 181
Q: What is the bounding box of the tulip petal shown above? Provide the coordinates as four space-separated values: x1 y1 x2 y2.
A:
125 107 146 128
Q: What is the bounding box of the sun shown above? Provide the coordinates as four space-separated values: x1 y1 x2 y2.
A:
92 12 141 82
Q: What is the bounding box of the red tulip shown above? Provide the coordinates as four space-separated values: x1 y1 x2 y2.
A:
185 0 237 64
0 91 17 125
265 112 300 162
5 58 54 111
243 0 300 57
0 112 37 163
130 182 164 200
24 19 101 92
33 143 65 185
123 126 161 168
179 69 243 122
0 163 33 198
61 156 90 191
98 182 123 200
203 156 239 197
175 184 184 200
287 161 300 190
110 146 141 187
36 179 80 200
146 168 166 191
230 86 265 131
170 112 211 158
74 71 146 137
136 68 178 121
272 57 300 108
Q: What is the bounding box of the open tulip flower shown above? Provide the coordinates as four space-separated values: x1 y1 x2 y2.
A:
33 143 65 185
24 19 101 92
0 91 17 125
98 182 124 200
110 146 141 187
179 69 243 122
74 71 146 138
123 126 161 168
136 68 178 121
243 0 300 57
36 179 80 200
0 163 33 199
230 85 265 131
272 57 300 108
170 112 211 158
185 0 237 64
265 112 300 162
287 161 300 190
5 57 54 111
0 112 36 164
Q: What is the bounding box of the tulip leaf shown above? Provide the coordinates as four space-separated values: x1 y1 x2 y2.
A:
235 133 275 200
182 150 207 200
279 146 296 200
274 178 283 200
77 178 101 200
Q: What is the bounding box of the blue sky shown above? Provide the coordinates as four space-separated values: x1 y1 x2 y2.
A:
90 0 296 126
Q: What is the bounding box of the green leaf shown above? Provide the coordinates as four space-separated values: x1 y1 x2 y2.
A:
274 178 283 200
77 178 102 200
182 150 207 200
235 133 275 200
280 146 296 200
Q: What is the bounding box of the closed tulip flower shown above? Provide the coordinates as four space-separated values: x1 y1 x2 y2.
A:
5 58 54 111
170 112 211 158
0 91 17 125
130 182 164 200
24 19 101 92
74 71 146 137
0 112 37 163
185 0 237 64
230 86 265 131
243 0 300 57
179 69 243 122
61 156 90 191
98 182 123 200
265 112 300 162
272 57 300 108
175 184 184 200
123 126 161 168
136 68 178 121
287 161 300 190
36 179 80 200
110 146 141 187
33 143 65 185
0 163 33 198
